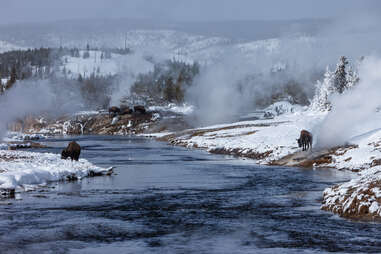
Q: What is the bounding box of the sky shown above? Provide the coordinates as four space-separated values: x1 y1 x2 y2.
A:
1 0 380 25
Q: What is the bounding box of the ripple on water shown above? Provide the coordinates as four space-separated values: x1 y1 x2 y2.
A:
1 136 381 253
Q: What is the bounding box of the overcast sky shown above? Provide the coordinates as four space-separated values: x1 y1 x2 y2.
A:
1 0 380 25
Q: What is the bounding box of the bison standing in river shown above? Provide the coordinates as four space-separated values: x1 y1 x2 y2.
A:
297 130 313 151
61 141 81 161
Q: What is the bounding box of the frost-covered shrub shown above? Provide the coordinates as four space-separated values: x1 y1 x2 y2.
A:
264 101 303 117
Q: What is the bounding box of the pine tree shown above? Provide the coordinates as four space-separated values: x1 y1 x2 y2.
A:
83 50 90 59
333 56 349 94
163 77 175 102
310 68 335 111
78 74 83 83
5 66 17 90
346 65 359 89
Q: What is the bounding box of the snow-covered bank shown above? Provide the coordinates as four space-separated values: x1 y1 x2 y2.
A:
320 127 381 219
322 166 381 219
146 105 381 219
157 109 326 164
0 150 111 191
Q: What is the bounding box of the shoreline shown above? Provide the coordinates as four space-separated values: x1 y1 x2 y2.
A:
4 109 381 220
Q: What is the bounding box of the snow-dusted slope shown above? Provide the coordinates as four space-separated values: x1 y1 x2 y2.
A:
62 50 153 77
0 40 24 53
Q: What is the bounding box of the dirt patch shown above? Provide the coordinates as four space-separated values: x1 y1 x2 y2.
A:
209 147 273 160
371 159 381 167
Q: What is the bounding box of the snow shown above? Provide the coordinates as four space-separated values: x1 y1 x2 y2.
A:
61 50 153 77
73 110 100 116
0 40 25 53
160 109 326 163
0 149 110 190
148 103 195 115
263 101 304 117
4 132 46 142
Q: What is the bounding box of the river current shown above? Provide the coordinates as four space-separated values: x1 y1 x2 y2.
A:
0 135 380 253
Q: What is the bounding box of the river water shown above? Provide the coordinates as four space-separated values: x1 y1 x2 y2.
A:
0 135 381 253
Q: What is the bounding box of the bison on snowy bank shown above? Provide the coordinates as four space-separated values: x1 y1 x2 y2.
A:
61 141 81 161
108 105 146 117
297 130 313 151
108 106 121 118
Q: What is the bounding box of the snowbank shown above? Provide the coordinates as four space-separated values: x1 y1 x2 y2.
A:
322 166 381 219
148 103 195 115
320 128 381 219
161 110 326 163
0 150 110 190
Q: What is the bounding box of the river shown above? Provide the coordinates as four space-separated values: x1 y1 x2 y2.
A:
0 135 380 253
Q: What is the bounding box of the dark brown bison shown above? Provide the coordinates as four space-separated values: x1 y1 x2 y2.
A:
119 106 133 115
297 130 313 151
61 141 81 161
108 106 121 118
134 105 146 114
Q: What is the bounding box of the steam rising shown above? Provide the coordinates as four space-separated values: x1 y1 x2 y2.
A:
316 56 381 148
0 80 84 138
185 13 381 126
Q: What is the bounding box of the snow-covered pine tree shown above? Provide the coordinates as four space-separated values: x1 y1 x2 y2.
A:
309 67 335 111
346 65 359 89
310 56 360 112
333 56 349 94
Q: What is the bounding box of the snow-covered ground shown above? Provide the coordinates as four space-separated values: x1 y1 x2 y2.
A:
148 103 195 115
0 149 110 191
158 103 325 163
61 50 153 77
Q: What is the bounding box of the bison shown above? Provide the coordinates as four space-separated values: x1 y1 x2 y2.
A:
61 141 81 161
134 105 146 114
108 106 121 118
119 106 133 115
297 130 313 151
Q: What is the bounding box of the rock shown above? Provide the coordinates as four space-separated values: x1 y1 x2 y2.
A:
111 116 120 125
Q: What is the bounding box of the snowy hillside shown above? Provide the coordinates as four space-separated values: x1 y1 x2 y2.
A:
0 40 24 53
61 50 153 77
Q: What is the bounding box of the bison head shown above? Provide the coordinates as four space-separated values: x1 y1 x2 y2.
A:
297 138 302 148
61 149 69 159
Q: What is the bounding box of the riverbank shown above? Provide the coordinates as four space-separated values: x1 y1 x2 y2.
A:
0 149 112 196
4 105 381 220
145 109 381 220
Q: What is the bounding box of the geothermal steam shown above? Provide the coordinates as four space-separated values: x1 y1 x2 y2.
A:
315 56 381 148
